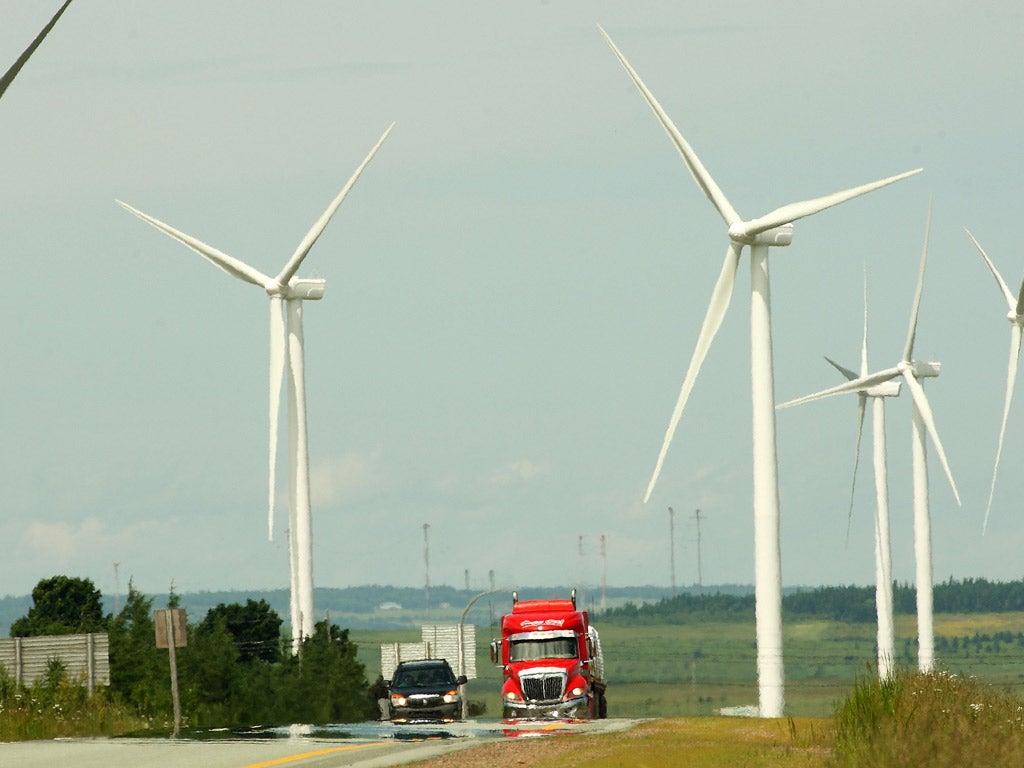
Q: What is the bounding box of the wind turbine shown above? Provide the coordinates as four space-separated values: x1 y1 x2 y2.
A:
780 206 960 672
118 123 394 649
964 229 1024 534
781 271 901 679
599 26 920 716
1 1 74 102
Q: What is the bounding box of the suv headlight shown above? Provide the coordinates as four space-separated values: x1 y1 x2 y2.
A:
443 689 459 703
390 694 407 707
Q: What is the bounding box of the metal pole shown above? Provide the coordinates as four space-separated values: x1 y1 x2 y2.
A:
668 507 676 597
694 508 704 593
423 523 431 619
458 589 503 720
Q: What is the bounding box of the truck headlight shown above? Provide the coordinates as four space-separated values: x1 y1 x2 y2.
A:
505 691 522 702
570 686 585 697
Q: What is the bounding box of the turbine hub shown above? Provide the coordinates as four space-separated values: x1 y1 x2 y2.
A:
1008 310 1024 325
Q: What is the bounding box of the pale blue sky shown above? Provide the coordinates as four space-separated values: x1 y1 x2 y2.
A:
1 1 1022 601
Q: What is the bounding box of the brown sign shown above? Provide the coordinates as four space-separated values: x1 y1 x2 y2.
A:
154 609 188 649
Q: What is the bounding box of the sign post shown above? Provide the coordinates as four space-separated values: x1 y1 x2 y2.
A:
154 609 187 737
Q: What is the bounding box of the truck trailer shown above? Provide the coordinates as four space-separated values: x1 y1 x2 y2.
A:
490 589 606 720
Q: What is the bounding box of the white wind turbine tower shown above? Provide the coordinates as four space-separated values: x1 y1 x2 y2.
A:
118 124 394 649
780 271 901 679
780 207 960 672
599 26 920 717
1 1 74 102
964 230 1024 534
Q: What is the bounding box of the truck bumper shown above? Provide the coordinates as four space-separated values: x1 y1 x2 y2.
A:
502 695 590 721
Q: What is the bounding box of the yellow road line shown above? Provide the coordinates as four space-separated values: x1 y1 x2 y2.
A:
241 741 391 768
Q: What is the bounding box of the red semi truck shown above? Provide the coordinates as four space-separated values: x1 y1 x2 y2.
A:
490 590 607 720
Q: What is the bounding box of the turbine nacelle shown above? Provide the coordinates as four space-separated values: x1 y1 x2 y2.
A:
267 277 327 301
866 380 901 398
903 360 940 379
728 222 794 247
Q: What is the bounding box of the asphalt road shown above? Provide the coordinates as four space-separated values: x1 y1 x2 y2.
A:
0 718 640 768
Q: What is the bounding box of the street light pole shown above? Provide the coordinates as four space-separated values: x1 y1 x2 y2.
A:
458 588 504 720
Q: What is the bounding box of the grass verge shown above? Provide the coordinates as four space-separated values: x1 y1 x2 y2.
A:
409 717 833 768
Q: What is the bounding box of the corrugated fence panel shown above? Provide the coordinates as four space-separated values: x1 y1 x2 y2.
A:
378 626 479 679
380 642 429 680
0 634 110 691
422 624 476 678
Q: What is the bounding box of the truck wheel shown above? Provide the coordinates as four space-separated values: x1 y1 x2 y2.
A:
598 693 608 719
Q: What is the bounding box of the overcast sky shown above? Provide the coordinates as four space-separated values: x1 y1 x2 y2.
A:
1 1 1022 604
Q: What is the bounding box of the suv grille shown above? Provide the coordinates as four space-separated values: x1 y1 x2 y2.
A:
521 673 565 701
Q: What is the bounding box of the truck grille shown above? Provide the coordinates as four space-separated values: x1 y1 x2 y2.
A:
521 673 565 702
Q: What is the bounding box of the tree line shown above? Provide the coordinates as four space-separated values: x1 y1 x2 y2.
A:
5 575 375 731
602 577 1024 624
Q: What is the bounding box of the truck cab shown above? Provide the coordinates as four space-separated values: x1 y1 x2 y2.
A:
490 590 606 720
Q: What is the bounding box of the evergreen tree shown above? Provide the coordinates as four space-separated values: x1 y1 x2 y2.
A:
197 600 282 664
286 621 373 723
182 614 241 726
108 580 169 716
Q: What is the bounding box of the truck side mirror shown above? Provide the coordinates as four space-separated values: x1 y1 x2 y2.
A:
489 639 501 665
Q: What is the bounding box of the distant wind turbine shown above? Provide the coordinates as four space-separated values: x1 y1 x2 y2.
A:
781 270 901 679
780 205 960 673
599 25 920 716
964 229 1024 534
0 1 74 102
118 124 394 649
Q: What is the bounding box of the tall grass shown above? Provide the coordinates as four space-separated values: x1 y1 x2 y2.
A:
833 668 1024 767
0 663 147 741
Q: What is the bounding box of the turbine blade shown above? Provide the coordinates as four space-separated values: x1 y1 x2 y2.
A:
902 201 932 363
965 228 1017 312
846 393 867 544
268 297 287 540
983 322 1022 534
777 367 901 409
901 369 961 505
0 0 73 101
738 169 922 238
643 241 742 502
825 356 858 382
597 25 741 227
276 123 395 285
117 200 272 287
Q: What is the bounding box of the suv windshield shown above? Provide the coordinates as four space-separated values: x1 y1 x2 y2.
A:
392 663 456 688
509 636 577 662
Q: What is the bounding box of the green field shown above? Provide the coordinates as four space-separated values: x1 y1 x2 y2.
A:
352 611 1024 718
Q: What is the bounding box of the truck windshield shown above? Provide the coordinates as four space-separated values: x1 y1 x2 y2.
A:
509 636 577 662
